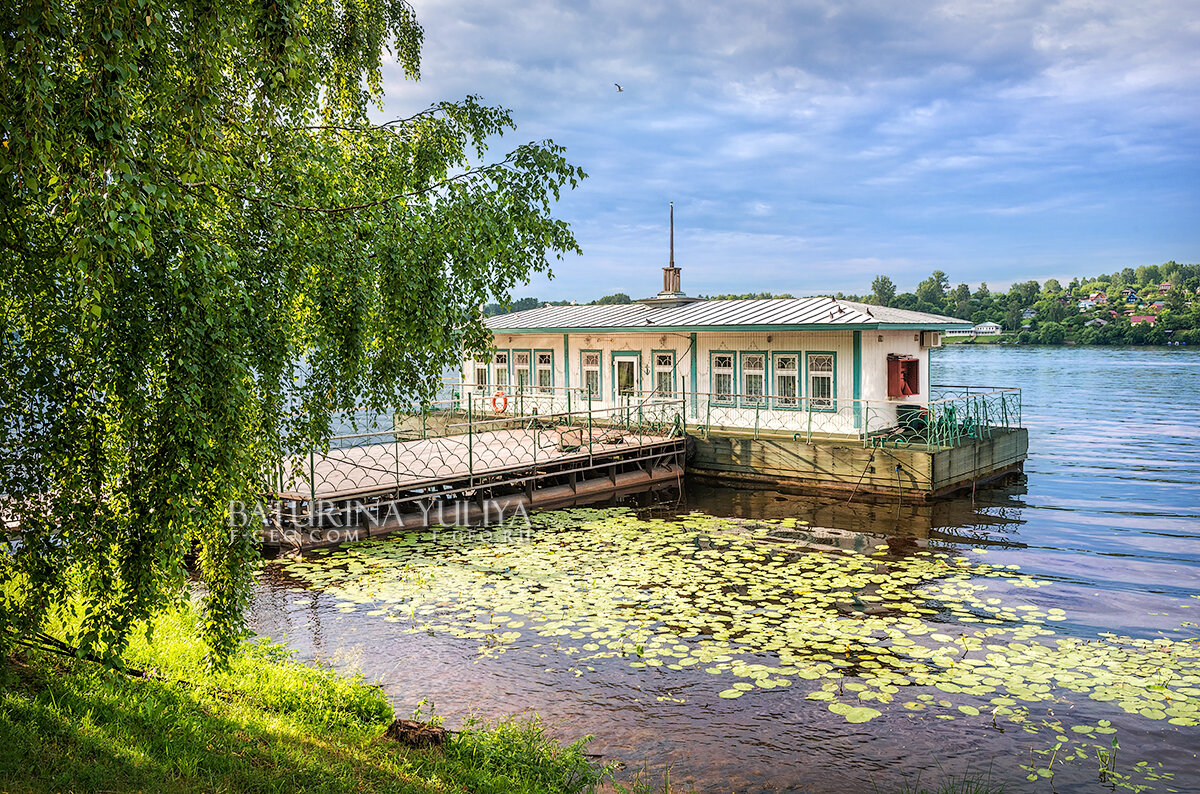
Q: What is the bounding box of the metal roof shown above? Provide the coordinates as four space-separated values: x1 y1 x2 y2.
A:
485 297 969 332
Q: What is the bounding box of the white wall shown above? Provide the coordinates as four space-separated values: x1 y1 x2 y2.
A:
464 327 939 436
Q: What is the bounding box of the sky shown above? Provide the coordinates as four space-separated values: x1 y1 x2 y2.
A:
378 0 1200 300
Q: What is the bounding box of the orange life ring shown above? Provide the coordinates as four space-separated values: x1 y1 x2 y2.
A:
491 390 508 414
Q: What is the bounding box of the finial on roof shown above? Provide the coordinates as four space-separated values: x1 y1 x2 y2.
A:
661 201 681 296
637 202 700 307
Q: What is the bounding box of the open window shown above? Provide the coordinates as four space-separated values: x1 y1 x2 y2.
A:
887 354 919 398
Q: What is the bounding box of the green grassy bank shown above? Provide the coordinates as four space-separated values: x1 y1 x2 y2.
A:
0 608 613 794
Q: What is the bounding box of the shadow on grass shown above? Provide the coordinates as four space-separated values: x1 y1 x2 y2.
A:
1 647 617 794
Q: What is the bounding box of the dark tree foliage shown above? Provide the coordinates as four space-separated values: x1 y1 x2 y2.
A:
870 275 896 307
1 0 584 664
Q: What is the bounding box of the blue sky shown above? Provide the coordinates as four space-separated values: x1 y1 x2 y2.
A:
381 0 1200 300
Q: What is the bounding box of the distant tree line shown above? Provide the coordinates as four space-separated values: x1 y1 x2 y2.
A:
482 292 633 316
862 262 1200 346
486 261 1199 346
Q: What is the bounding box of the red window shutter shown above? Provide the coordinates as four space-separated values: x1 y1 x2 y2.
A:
887 355 919 398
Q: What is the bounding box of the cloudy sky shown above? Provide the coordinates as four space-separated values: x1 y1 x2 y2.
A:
380 0 1199 300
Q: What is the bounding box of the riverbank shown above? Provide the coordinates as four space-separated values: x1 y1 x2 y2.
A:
0 606 613 794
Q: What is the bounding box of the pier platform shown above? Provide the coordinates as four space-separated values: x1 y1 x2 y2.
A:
265 400 686 553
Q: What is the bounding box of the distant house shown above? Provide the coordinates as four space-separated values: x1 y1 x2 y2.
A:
973 321 1002 335
1149 301 1165 310
1124 294 1140 304
944 321 1002 337
1087 292 1108 304
1077 299 1096 311
1159 281 1172 294
1085 317 1109 328
1130 315 1157 326
1021 308 1037 320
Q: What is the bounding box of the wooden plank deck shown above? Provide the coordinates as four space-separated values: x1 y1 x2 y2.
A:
277 425 677 501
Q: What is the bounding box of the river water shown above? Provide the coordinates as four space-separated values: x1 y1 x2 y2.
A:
249 345 1200 793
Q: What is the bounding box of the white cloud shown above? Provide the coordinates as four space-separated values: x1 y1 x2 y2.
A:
382 0 1199 298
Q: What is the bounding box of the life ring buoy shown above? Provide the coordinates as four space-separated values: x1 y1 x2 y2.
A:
491 390 508 414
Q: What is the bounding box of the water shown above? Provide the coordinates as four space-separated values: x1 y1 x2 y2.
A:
249 345 1200 792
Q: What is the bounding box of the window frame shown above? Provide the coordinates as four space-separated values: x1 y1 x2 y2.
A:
805 351 837 412
710 351 736 406
534 349 554 394
512 349 532 391
772 351 801 410
473 358 490 393
611 351 641 400
580 349 603 401
492 350 511 389
739 351 767 408
651 349 676 398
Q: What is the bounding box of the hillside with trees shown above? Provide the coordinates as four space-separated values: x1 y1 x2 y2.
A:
860 262 1199 346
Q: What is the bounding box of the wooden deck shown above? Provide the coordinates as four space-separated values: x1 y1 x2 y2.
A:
278 425 677 502
266 423 685 553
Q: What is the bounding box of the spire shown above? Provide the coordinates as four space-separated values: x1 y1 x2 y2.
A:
638 201 698 306
662 201 681 296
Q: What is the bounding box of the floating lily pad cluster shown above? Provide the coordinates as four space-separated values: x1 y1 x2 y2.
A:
275 508 1200 740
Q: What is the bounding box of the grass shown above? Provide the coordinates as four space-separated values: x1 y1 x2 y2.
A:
0 606 614 793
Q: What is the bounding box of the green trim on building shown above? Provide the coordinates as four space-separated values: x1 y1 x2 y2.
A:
852 330 862 429
563 334 570 389
689 333 698 417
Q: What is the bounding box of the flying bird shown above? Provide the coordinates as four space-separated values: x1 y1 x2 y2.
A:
614 83 624 92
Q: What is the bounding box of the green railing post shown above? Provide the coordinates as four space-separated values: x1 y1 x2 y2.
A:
587 394 593 457
681 379 688 436
467 399 474 477
567 389 572 427
807 401 813 444
754 402 760 439
704 397 711 440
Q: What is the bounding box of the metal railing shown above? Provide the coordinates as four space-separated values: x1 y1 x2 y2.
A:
275 391 686 507
680 385 1021 451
